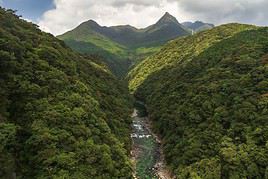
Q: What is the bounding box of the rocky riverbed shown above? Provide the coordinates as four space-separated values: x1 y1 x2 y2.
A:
131 107 173 179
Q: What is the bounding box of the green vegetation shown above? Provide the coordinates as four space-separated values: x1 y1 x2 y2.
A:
0 8 133 178
63 39 133 78
128 24 268 178
57 22 128 57
58 13 191 78
2 5 267 178
128 24 257 91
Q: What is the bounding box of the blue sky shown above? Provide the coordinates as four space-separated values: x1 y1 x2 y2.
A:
0 0 54 22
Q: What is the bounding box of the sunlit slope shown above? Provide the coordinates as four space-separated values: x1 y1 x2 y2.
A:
128 24 257 92
58 20 128 57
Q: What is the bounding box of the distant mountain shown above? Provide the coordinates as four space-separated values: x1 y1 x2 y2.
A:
59 12 189 48
58 12 190 77
139 12 189 47
182 21 214 32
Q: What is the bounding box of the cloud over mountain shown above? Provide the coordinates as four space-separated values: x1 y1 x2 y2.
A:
38 0 268 35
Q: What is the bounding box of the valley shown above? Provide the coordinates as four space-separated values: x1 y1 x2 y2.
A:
0 5 268 179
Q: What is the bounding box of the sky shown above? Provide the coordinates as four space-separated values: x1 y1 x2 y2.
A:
0 0 54 22
1 0 268 36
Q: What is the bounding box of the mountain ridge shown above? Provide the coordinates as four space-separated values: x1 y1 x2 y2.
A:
58 12 190 47
155 12 181 26
58 12 214 77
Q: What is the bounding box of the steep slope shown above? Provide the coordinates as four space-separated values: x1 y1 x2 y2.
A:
182 21 214 32
58 12 190 77
57 20 131 77
128 24 256 91
141 12 189 47
102 25 140 47
128 24 268 178
63 39 132 78
58 20 128 57
0 8 133 178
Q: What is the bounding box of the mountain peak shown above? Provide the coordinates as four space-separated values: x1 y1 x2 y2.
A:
78 19 101 30
85 19 99 26
164 12 171 16
157 12 179 25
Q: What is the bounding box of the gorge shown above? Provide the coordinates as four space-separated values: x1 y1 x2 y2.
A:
0 6 268 179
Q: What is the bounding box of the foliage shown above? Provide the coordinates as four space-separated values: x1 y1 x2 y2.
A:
128 24 268 178
128 24 257 92
0 7 133 178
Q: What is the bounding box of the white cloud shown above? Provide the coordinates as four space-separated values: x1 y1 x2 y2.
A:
38 0 268 35
38 0 183 35
177 0 268 26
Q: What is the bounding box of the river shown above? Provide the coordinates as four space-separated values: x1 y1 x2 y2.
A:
131 103 172 179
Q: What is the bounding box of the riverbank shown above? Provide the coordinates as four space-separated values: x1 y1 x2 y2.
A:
131 102 173 179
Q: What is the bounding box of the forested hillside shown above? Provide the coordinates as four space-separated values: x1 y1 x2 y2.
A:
0 8 133 178
128 24 257 91
128 24 268 178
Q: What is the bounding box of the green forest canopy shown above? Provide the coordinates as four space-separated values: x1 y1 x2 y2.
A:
0 7 133 178
128 24 268 178
1 5 268 179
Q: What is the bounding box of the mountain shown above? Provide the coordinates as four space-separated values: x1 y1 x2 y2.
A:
0 8 133 178
58 12 190 77
139 12 190 47
128 24 268 178
59 12 189 48
182 21 214 32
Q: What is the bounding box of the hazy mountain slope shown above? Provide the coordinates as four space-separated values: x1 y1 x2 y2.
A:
182 21 214 32
98 25 141 47
58 12 190 77
0 8 133 178
128 24 268 178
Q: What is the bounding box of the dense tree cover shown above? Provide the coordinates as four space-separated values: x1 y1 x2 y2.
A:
128 24 257 92
128 24 268 178
63 39 133 78
0 7 133 178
